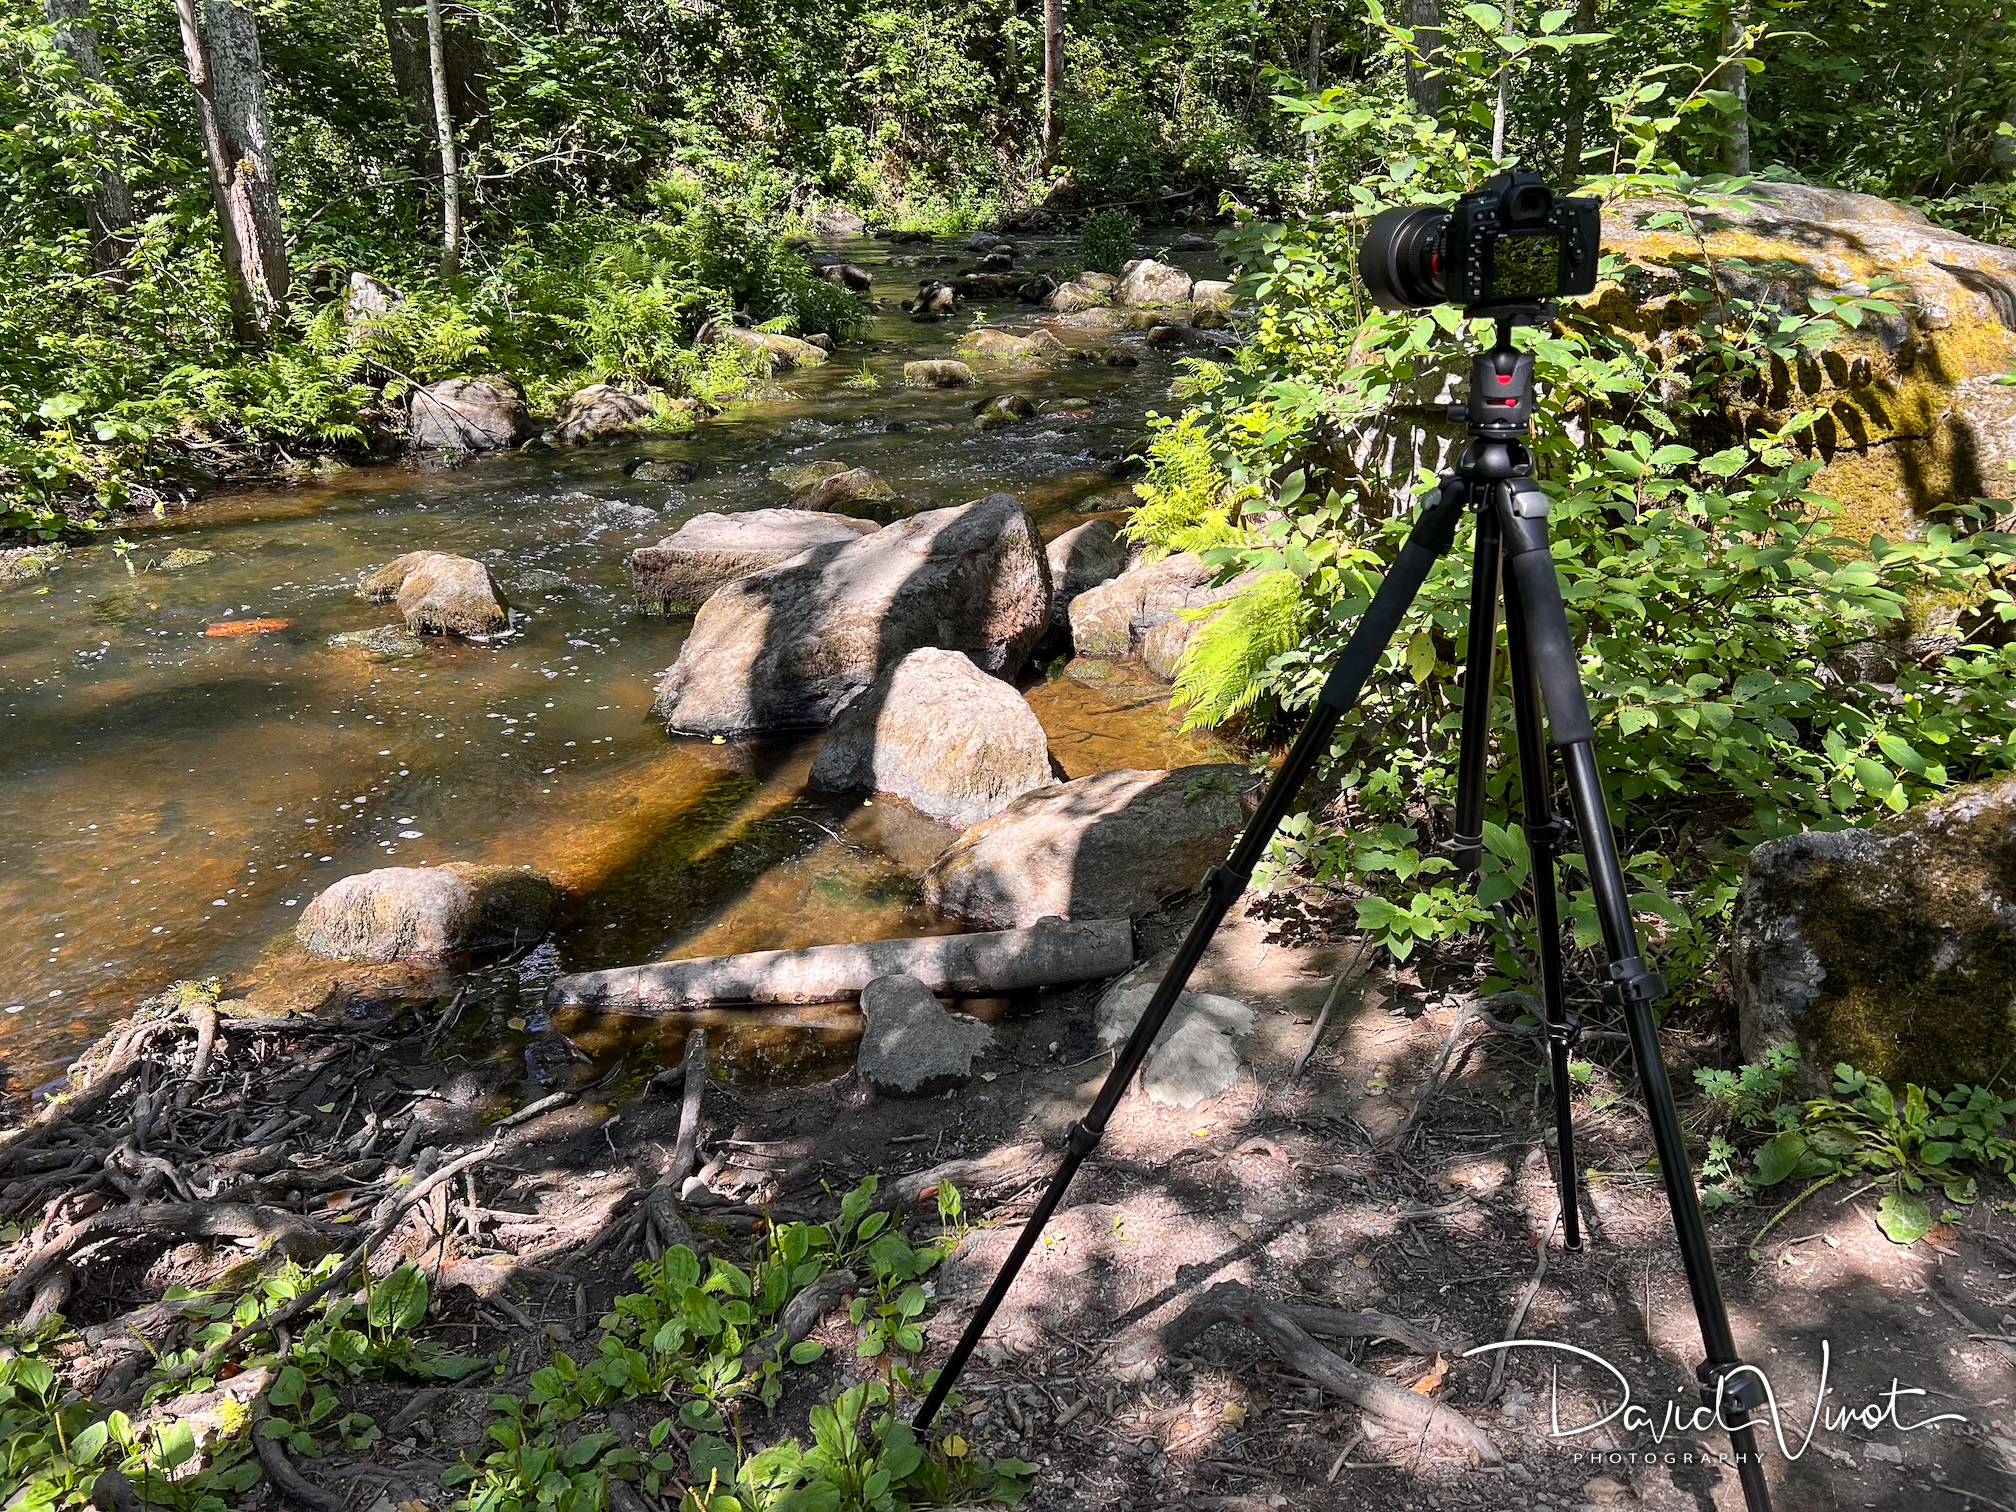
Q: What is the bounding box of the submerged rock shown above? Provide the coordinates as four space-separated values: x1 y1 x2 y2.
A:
158 548 216 571
653 493 1051 735
299 863 559 963
771 459 850 492
809 646 1053 826
1734 774 2016 1093
924 764 1254 928
627 456 698 483
361 551 509 637
904 359 974 388
0 545 64 586
1095 965 1255 1108
628 509 878 615
554 384 657 444
328 625 426 660
856 973 993 1096
410 378 528 451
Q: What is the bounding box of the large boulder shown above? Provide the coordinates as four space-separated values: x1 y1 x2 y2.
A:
1734 775 2016 1094
628 509 878 615
809 647 1053 826
409 378 526 451
1138 570 1267 681
554 384 656 444
299 863 558 963
719 326 829 370
1067 552 1217 658
1116 259 1194 307
813 205 867 237
654 494 1052 734
361 551 508 637
1044 519 1132 631
962 327 1065 361
924 765 1254 928
856 974 993 1096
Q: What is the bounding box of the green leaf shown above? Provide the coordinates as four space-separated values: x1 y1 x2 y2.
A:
1753 1131 1805 1187
268 1365 308 1409
1876 1191 1933 1245
788 1341 826 1365
369 1264 430 1334
1404 629 1436 683
689 1433 738 1485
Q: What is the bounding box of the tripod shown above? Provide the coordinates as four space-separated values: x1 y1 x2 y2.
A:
913 317 1772 1511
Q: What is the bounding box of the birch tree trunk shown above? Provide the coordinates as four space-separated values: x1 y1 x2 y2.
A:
1041 0 1062 167
175 0 289 343
424 0 461 277
1406 0 1442 113
1717 0 1752 174
44 0 135 278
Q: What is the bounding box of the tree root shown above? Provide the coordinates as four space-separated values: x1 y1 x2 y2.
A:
1163 1280 1500 1464
252 1397 347 1512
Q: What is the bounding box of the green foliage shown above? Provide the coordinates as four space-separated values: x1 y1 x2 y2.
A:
1077 209 1141 275
1172 568 1310 727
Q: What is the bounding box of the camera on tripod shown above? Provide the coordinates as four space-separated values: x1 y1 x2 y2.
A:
1360 169 1601 316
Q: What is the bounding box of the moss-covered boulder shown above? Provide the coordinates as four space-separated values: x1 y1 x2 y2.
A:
1598 183 2016 540
1733 774 2016 1093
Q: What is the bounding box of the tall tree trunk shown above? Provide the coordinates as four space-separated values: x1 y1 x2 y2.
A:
44 0 135 278
380 0 488 165
1307 13 1324 90
1559 0 1599 184
1717 0 1751 174
173 0 259 343
424 0 460 277
1490 0 1514 162
1405 0 1442 113
1041 0 1062 167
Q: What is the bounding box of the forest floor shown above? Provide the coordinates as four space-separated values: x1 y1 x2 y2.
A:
8 892 2016 1512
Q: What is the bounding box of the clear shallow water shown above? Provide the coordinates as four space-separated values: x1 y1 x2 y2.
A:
0 235 1233 1088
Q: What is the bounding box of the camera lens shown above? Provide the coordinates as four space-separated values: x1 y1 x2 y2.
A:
1359 207 1448 310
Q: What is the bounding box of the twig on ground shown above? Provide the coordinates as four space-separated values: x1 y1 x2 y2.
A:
1283 941 1374 1090
1483 1205 1562 1405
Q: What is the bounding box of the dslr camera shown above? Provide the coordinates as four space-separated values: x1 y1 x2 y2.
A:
1360 169 1600 316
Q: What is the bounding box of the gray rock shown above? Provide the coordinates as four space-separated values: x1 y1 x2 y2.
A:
856 974 993 1096
1191 278 1235 310
1044 519 1132 630
157 548 216 571
299 863 558 962
974 393 1036 430
1733 774 2016 1093
410 378 527 451
1067 552 1216 658
924 764 1254 928
1137 571 1264 681
720 326 830 369
905 359 974 388
1095 965 1255 1108
361 551 509 637
912 282 958 319
1116 258 1195 306
1047 279 1114 313
654 493 1052 735
962 327 1064 361
809 647 1053 826
554 384 657 444
627 457 698 483
815 262 874 291
814 206 867 237
328 625 425 660
344 271 398 324
772 459 850 491
629 509 879 615
800 467 901 520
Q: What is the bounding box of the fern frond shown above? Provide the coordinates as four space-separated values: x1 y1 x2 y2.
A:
1172 570 1311 730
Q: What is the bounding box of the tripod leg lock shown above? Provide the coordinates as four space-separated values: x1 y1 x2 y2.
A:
1449 832 1483 872
1697 1359 1765 1416
1546 1013 1584 1051
1064 1121 1102 1159
1522 816 1572 853
1603 955 1669 1009
1204 864 1250 909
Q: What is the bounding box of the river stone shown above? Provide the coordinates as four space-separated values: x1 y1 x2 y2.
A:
801 467 900 519
904 360 974 388
720 326 829 369
1116 259 1194 306
361 551 509 637
158 548 216 570
856 973 992 1096
328 625 425 660
815 261 873 292
629 509 879 615
924 764 1253 928
1095 964 1255 1108
1192 279 1235 310
772 459 850 491
912 282 958 319
299 863 559 963
962 327 1064 360
654 493 1052 734
0 545 63 586
628 457 698 483
975 393 1036 430
1067 551 1217 658
1045 519 1131 630
809 647 1053 826
1733 774 2016 1094
1047 279 1114 313
1138 570 1267 681
409 378 527 451
554 384 656 444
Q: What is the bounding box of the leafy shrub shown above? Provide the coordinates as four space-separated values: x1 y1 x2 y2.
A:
1078 208 1141 275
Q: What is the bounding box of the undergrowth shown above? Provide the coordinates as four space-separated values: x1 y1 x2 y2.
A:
0 1178 1030 1512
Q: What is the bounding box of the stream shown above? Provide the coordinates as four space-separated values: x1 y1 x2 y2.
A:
0 233 1236 1093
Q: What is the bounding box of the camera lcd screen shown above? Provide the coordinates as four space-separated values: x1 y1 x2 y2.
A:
1487 230 1561 299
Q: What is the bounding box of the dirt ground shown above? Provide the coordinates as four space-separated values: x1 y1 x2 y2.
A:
13 891 2016 1512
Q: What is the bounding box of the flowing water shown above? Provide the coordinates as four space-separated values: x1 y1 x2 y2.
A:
0 235 1238 1092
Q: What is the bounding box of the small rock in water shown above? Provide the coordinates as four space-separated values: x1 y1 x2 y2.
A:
903 359 974 388
361 551 509 638
856 973 992 1096
974 393 1036 430
553 383 658 444
800 467 900 518
204 618 293 638
771 459 850 492
329 625 426 660
627 457 698 483
158 548 216 571
0 545 65 586
509 568 574 597
298 863 559 963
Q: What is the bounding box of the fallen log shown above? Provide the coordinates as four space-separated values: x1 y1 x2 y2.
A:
546 917 1134 1014
893 1141 1050 1206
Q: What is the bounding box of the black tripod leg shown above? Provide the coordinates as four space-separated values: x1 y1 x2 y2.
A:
1496 511 1582 1252
911 484 1469 1433
1450 488 1494 874
1495 482 1773 1510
